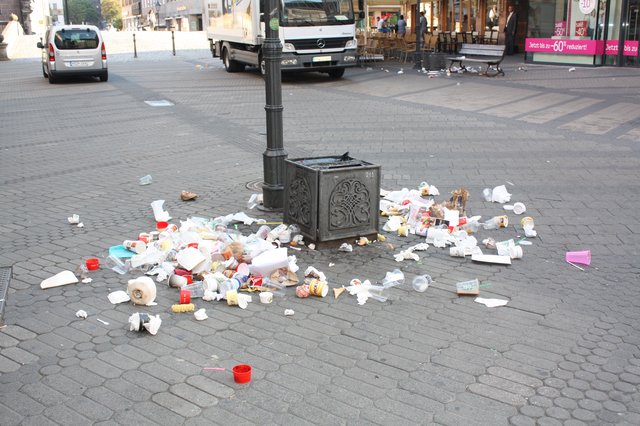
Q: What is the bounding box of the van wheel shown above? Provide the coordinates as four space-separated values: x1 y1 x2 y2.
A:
328 68 345 79
48 72 57 84
223 48 244 73
100 72 108 82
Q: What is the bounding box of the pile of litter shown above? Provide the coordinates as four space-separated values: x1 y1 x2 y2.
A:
380 181 537 265
42 198 409 335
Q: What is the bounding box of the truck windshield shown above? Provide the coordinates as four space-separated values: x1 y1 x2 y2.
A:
281 0 355 26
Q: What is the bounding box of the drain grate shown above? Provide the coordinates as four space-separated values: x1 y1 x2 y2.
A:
245 179 263 191
0 267 11 326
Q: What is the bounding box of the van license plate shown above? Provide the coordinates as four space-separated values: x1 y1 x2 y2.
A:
69 61 90 67
312 56 332 62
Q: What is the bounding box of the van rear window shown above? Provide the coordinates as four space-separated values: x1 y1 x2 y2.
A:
54 29 100 50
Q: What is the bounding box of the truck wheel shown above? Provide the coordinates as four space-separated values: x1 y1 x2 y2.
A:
223 48 244 73
99 71 108 82
328 68 345 79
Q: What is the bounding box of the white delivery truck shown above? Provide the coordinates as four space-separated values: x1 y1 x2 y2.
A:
204 0 359 78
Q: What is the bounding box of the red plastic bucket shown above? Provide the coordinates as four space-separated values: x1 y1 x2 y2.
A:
232 364 252 384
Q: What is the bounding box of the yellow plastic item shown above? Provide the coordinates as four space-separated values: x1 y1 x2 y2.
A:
171 303 195 313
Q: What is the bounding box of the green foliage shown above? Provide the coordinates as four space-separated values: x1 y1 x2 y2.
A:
101 0 122 24
113 18 123 31
68 0 101 25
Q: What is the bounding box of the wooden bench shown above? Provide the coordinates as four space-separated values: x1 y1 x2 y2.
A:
447 44 505 77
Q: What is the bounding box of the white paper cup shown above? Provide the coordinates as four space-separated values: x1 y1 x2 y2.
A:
259 292 273 304
449 247 466 257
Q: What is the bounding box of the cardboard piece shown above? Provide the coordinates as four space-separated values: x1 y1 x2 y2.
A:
40 270 79 289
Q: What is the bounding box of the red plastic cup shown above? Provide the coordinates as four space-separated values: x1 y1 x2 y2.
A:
86 258 100 270
174 268 190 276
188 243 199 249
156 221 169 231
232 364 252 384
180 289 191 304
185 275 193 284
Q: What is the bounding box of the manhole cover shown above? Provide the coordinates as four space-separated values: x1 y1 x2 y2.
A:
144 100 174 107
246 179 263 191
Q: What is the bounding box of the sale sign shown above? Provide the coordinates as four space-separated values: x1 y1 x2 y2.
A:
525 38 605 55
605 40 640 56
579 0 596 14
554 21 567 37
575 21 588 37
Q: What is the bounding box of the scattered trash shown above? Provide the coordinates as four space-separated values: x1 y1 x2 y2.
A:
456 278 480 295
471 254 512 265
139 175 153 185
521 217 537 237
107 290 131 305
96 318 109 325
41 270 78 289
194 308 208 321
565 250 591 266
247 193 263 209
568 67 576 72
397 69 404 74
75 310 88 319
226 290 251 309
128 313 161 335
77 222 84 228
150 200 171 222
490 185 512 203
345 280 388 305
338 243 353 253
180 190 198 201
333 287 346 299
412 275 432 292
259 292 273 303
85 258 100 270
232 364 252 384
284 309 295 316
68 214 80 224
127 276 157 305
81 277 92 284
474 297 508 308
172 303 195 312
295 285 310 298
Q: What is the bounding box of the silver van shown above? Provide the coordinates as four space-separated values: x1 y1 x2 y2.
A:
37 25 108 84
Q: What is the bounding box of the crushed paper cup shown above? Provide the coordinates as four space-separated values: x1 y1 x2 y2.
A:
67 214 80 224
180 190 198 201
194 309 208 321
75 310 88 319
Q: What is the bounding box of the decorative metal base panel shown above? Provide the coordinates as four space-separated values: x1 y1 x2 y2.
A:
283 156 380 243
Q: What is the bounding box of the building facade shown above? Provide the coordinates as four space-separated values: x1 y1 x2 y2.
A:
121 0 202 31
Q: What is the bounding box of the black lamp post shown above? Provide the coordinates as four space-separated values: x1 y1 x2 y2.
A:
414 0 422 69
155 1 161 31
261 0 287 211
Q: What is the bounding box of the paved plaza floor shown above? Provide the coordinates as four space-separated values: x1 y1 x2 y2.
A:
1 42 639 425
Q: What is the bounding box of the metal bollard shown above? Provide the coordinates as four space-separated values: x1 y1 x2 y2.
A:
171 30 175 56
133 34 138 59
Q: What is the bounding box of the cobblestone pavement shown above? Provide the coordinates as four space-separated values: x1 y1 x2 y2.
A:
1 45 639 425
